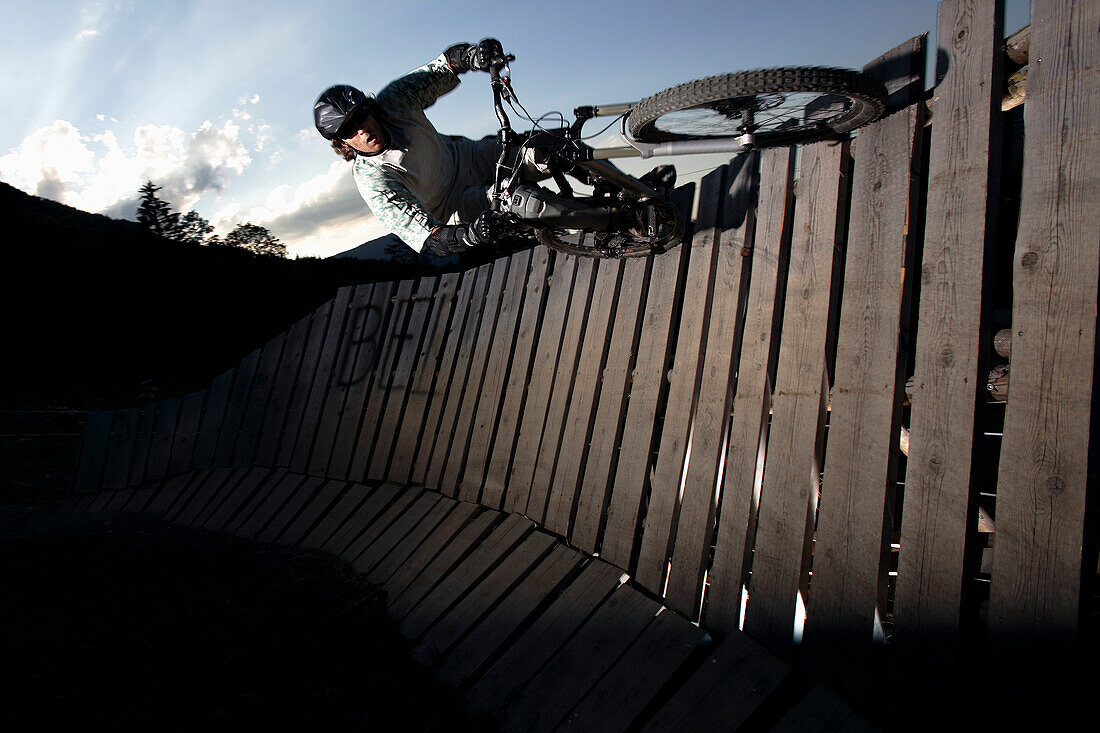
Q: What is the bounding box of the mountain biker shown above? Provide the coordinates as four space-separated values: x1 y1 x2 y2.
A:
314 39 526 257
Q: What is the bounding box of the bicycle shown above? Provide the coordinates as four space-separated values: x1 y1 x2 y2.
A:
484 51 888 258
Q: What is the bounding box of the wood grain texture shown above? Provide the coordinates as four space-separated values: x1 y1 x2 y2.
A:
233 331 287 466
254 313 313 467
275 299 338 466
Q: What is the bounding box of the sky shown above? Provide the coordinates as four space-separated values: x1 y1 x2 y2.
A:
0 0 1029 259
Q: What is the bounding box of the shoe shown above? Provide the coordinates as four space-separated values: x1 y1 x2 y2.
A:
639 165 676 197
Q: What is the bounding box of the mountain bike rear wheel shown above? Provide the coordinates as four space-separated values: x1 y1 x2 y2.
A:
628 66 887 148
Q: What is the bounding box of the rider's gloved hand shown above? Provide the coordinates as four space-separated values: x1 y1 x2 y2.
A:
462 38 505 72
424 211 502 256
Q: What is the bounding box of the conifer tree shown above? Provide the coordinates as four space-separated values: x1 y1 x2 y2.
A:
135 181 180 238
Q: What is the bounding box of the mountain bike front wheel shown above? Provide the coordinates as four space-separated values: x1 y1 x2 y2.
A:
628 66 887 148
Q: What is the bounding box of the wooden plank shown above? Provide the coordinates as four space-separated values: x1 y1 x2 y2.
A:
463 559 624 715
276 480 346 546
600 183 694 570
636 166 727 595
400 513 534 641
254 313 312 467
365 498 471 586
168 390 205 476
564 608 707 733
742 139 848 660
308 283 379 476
987 0 1099 724
434 543 584 687
888 1 1003 725
298 482 373 550
665 154 758 619
438 260 511 498
196 466 274 530
481 247 551 509
457 251 532 503
424 264 496 494
275 299 337 466
120 470 196 513
143 469 207 515
363 277 439 482
128 407 156 486
388 274 461 485
803 52 923 706
144 397 181 482
256 475 328 542
496 584 659 732
504 254 578 515
87 489 123 513
571 256 648 553
192 369 234 469
706 147 793 634
101 408 140 490
169 466 240 525
229 470 308 536
543 258 623 538
386 508 499 617
321 482 403 557
642 632 789 731
213 349 261 466
288 287 355 472
413 530 556 665
770 684 881 733
232 331 287 466
329 280 408 479
524 257 597 523
337 484 424 563
411 269 480 486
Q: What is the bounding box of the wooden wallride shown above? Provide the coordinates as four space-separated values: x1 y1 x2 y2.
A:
67 2 1096 729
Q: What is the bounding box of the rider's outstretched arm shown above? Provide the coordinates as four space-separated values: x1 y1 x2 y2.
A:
376 39 503 114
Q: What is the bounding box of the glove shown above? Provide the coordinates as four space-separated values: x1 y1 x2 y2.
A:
462 38 505 73
424 211 501 256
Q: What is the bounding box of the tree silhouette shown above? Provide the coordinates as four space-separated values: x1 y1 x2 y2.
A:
176 210 215 246
135 181 180 238
224 223 287 258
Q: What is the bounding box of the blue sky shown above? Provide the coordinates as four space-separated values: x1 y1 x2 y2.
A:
0 0 1028 258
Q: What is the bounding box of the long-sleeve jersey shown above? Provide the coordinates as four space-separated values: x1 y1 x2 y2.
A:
351 53 464 251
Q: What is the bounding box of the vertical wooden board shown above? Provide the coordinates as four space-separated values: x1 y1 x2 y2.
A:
298 482 373 550
636 166 726 595
563 608 707 733
168 390 205 477
457 251 532 502
463 559 625 715
543 258 623 538
308 283 380 476
255 314 312 467
276 299 338 466
331 281 409 479
434 543 585 687
889 1 1003 725
101 408 140 490
988 0 1100 723
346 280 425 481
495 585 659 733
321 482 403 557
230 471 309 537
399 513 533 641
340 486 429 565
364 277 439 482
256 475 328 542
144 397 181 482
192 369 234 469
743 140 848 660
288 287 355 472
770 684 881 733
504 254 578 515
707 147 793 634
482 247 552 510
214 349 261 466
424 264 496 494
665 154 759 619
389 273 461 484
642 631 789 732
128 407 157 486
363 497 470 585
524 256 597 523
439 259 511 498
571 257 648 552
413 531 556 665
277 480 348 546
411 269 480 486
600 187 694 570
196 466 275 530
233 332 287 466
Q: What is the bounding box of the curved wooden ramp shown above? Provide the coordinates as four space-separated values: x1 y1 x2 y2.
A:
64 469 871 731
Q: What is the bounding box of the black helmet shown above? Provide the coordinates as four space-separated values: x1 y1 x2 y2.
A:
314 84 369 140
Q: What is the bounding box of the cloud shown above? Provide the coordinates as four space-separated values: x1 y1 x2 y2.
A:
0 120 96 205
74 28 100 41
